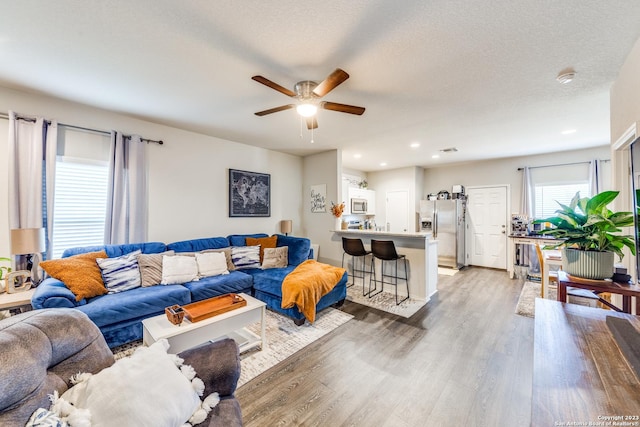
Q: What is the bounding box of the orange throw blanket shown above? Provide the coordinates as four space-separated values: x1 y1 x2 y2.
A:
281 260 346 323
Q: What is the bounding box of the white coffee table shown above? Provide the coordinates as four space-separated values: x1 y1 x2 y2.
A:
142 293 266 354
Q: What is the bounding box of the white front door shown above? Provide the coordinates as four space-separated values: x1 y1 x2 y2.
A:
386 190 409 232
466 186 508 269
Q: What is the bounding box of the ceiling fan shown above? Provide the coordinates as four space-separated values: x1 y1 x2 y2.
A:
252 68 365 130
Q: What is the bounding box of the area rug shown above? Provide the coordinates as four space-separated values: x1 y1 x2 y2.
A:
112 307 353 387
346 282 426 318
515 281 562 318
515 281 601 318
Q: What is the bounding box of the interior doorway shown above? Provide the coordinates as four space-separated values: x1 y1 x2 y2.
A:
466 185 508 269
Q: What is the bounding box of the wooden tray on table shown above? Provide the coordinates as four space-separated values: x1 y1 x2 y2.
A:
182 293 247 322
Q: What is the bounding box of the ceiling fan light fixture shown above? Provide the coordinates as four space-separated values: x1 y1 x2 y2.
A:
296 103 318 117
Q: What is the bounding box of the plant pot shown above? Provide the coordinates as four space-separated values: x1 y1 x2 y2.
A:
562 248 614 280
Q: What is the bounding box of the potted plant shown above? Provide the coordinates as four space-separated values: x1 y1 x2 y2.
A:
534 191 636 280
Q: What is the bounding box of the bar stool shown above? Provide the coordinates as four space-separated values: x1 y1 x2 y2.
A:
369 239 409 305
341 237 372 295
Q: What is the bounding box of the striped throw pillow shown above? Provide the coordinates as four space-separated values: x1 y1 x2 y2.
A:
138 250 175 287
231 245 261 269
97 250 142 294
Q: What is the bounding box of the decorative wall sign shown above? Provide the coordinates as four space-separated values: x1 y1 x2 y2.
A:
310 184 327 213
229 169 271 217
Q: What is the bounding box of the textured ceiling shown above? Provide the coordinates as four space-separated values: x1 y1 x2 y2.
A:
1 1 640 171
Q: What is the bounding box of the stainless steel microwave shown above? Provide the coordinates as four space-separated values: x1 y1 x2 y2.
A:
351 198 367 214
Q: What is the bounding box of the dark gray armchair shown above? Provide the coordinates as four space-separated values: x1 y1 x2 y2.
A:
0 308 242 426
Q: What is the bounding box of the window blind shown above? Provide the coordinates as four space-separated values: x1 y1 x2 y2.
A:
50 157 108 259
534 182 590 219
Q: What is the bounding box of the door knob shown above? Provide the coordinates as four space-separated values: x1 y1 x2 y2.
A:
501 230 506 234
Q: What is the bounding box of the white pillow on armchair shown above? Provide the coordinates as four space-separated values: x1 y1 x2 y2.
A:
50 339 219 427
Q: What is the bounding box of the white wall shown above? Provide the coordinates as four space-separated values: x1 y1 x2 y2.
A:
0 86 303 256
368 166 422 232
423 145 611 214
611 36 640 143
610 35 640 278
303 150 341 265
0 118 8 257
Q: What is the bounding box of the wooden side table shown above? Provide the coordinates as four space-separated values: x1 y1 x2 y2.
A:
0 288 36 313
557 271 640 314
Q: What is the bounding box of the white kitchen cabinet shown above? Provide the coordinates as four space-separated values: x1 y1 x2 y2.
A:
348 188 376 215
342 180 351 215
364 189 376 215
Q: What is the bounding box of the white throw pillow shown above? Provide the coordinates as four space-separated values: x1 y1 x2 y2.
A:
161 255 199 285
53 339 219 427
196 252 229 278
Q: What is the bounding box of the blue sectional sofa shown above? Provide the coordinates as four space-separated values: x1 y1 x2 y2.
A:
31 234 347 348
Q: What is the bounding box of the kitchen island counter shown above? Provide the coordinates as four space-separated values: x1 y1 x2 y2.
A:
332 229 438 301
332 229 432 239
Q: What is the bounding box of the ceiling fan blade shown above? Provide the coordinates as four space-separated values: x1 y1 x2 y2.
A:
252 76 296 97
306 117 318 130
312 69 350 97
255 104 295 116
321 101 365 115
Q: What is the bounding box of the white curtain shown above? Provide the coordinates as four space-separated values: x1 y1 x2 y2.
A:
520 166 535 272
520 166 534 218
8 111 58 259
588 159 602 196
104 132 148 244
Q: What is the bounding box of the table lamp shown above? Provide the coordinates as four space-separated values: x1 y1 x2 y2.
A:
8 228 46 293
280 220 293 236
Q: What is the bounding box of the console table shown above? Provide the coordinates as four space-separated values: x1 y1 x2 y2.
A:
533 299 640 425
507 235 562 279
0 288 35 313
557 271 640 314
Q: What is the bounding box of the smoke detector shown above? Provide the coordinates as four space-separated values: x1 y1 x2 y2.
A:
556 69 576 84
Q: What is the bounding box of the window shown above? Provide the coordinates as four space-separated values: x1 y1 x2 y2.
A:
534 182 590 219
50 157 109 258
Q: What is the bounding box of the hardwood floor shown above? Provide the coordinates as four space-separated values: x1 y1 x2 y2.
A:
236 267 534 426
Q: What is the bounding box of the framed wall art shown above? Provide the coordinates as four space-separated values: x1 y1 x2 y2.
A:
229 169 271 217
310 184 327 213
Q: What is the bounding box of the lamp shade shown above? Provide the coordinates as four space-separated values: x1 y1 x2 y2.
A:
11 228 46 255
280 220 293 235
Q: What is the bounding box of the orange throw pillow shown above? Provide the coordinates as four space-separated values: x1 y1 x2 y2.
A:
40 251 109 301
245 235 278 263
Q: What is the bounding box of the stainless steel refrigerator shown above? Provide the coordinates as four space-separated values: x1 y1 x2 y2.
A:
419 199 466 269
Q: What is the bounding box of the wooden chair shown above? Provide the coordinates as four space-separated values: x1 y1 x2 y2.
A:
534 243 557 298
534 243 600 306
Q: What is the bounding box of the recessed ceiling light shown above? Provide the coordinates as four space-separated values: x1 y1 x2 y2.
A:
432 154 440 159
380 162 387 167
410 142 420 148
556 69 576 84
354 153 362 159
561 129 577 135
